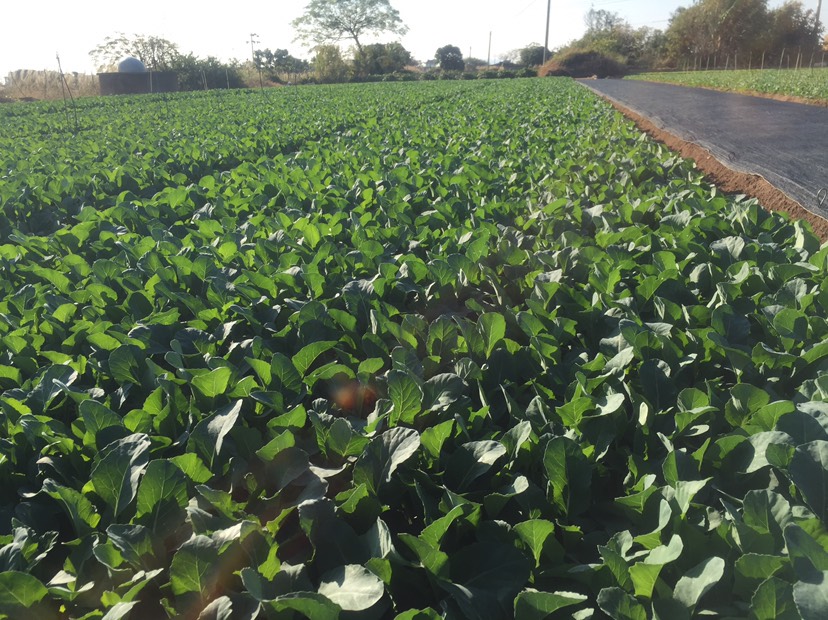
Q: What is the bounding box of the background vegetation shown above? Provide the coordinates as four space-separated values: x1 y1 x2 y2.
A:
0 0 825 99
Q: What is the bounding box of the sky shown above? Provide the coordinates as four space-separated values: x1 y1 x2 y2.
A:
1 0 826 78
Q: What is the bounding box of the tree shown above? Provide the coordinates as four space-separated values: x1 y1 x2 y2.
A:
663 0 819 67
293 0 408 54
585 8 625 34
314 45 349 82
254 48 310 81
353 42 412 75
435 45 465 71
555 9 665 69
764 2 821 53
89 33 180 71
518 45 552 66
172 55 245 91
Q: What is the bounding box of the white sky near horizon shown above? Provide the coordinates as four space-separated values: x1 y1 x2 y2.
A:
0 0 825 78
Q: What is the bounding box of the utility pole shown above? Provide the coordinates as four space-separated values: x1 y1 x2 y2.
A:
543 0 551 65
487 31 492 66
816 0 823 46
249 33 262 90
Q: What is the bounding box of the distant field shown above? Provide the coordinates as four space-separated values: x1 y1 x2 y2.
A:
628 68 828 103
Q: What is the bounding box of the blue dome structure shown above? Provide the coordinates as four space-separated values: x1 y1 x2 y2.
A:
117 57 147 73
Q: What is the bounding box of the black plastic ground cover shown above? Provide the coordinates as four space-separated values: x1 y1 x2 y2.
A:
579 79 828 216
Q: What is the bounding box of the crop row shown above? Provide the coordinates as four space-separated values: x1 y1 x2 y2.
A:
0 80 826 619
627 68 828 103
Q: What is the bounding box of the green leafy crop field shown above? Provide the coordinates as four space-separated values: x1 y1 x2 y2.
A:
0 79 827 619
628 68 828 103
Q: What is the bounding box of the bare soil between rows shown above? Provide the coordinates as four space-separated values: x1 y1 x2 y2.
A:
601 96 828 241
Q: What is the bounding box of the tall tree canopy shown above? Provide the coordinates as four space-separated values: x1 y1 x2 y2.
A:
665 0 821 64
353 42 413 75
292 0 408 54
89 34 180 71
435 45 465 71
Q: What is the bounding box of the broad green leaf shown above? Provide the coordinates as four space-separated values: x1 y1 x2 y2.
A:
629 562 662 599
729 383 771 423
398 534 450 579
784 524 828 578
599 544 633 590
773 308 808 342
169 535 221 597
673 556 725 610
501 420 532 457
298 499 366 573
736 554 788 590
42 479 100 536
196 596 233 620
514 519 557 567
514 590 587 619
544 436 592 517
79 399 125 448
91 433 151 516
109 345 146 386
388 370 423 425
444 440 507 491
596 587 647 620
395 609 441 620
265 593 340 620
293 340 337 376
256 429 297 461
0 365 21 385
420 419 454 459
270 353 303 400
187 400 242 469
327 418 369 457
101 601 139 620
751 577 799 620
136 459 189 534
246 357 271 387
793 571 828 620
677 388 710 412
450 542 531 601
422 373 466 412
777 406 828 444
106 524 158 570
87 332 122 351
191 367 232 398
479 313 506 357
645 535 683 565
789 441 828 521
0 571 48 612
318 564 384 611
420 505 467 548
673 478 710 514
733 431 795 474
170 453 213 484
353 427 420 494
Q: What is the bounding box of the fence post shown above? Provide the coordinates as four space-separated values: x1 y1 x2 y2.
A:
761 51 765 70
734 53 737 70
725 55 730 70
779 48 786 70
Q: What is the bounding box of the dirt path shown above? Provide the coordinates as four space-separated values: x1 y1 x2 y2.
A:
579 79 828 240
